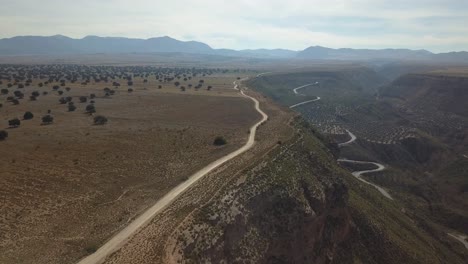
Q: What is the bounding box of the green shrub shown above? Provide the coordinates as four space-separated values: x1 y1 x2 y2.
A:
213 136 227 146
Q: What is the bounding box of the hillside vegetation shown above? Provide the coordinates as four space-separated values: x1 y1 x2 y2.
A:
166 119 466 263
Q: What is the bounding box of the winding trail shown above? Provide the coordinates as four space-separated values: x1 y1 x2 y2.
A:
289 97 321 109
448 233 468 250
293 82 319 95
338 130 357 147
77 79 268 264
337 159 393 199
287 82 392 199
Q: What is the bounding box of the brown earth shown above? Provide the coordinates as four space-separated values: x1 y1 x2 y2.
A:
99 83 296 264
0 75 260 264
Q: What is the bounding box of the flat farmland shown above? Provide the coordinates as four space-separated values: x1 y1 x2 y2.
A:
0 67 260 264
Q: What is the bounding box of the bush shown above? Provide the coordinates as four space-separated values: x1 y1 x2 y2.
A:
59 97 67 104
23 111 34 120
8 118 20 127
12 99 19 105
1 88 8 95
213 136 227 146
68 103 76 112
94 115 108 125
90 93 96 99
79 96 87 103
41 115 54 124
0 130 8 140
128 88 133 93
86 104 96 114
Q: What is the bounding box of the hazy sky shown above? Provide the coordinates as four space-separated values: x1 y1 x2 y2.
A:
1 0 467 52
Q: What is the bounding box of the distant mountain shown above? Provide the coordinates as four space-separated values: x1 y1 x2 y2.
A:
0 35 213 55
0 35 467 62
297 46 468 62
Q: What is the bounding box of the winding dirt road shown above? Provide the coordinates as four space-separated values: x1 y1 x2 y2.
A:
289 97 321 109
76 79 268 264
293 82 319 95
288 82 392 199
337 159 393 199
448 233 468 250
338 130 357 147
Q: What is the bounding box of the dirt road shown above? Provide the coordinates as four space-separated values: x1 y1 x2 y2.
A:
76 79 268 264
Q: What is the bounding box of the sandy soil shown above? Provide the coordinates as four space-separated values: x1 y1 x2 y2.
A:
0 75 259 264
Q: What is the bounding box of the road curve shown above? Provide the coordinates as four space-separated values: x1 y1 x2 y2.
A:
289 97 321 109
293 82 319 95
338 130 357 147
337 159 393 199
448 233 468 250
285 80 391 200
76 79 268 264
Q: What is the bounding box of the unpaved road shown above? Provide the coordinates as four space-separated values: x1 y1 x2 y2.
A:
337 159 393 199
288 82 391 200
338 130 357 147
448 233 468 250
76 79 268 264
293 82 319 95
289 97 321 108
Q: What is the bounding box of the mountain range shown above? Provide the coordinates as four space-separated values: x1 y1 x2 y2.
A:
0 35 467 62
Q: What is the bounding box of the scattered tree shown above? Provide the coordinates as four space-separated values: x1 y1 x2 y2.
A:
79 96 88 103
23 111 34 120
0 130 8 140
68 103 76 112
213 136 227 146
8 118 21 128
93 115 108 125
86 104 96 114
1 88 8 95
41 115 54 124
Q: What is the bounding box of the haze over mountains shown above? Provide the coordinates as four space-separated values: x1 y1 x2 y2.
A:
1 35 467 62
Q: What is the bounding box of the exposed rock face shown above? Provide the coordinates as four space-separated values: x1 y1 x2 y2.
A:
165 122 466 264
165 124 351 263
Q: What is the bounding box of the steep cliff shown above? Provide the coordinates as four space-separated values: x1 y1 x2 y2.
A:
164 120 466 264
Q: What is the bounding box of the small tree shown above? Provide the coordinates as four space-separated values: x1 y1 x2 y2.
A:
59 97 67 104
128 88 133 93
12 99 19 105
213 136 227 146
94 115 108 125
0 130 8 140
31 91 40 97
65 87 71 91
86 104 96 114
8 118 21 128
41 115 54 124
58 90 64 95
90 93 96 99
23 111 34 120
68 102 76 112
79 96 88 103
1 88 8 95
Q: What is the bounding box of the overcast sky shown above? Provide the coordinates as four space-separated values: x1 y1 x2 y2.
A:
1 0 467 52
